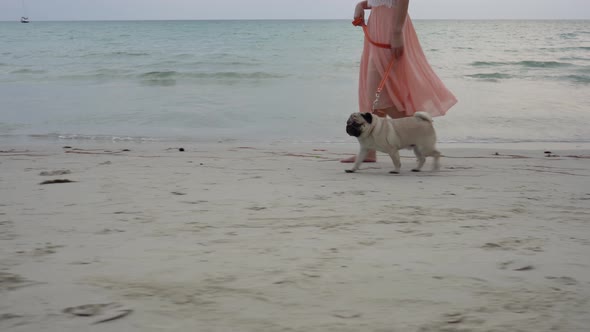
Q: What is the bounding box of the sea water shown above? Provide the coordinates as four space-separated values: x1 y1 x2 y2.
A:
1 20 589 144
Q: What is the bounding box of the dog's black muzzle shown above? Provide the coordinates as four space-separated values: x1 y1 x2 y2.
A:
346 121 362 137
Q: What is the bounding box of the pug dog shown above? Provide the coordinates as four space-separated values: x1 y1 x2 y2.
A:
345 112 441 174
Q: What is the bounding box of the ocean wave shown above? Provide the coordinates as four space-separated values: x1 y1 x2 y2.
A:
132 70 288 86
139 70 286 80
149 59 262 67
559 32 578 39
138 71 177 86
10 69 48 74
44 70 287 83
518 60 574 68
191 60 262 67
139 71 178 79
29 133 161 142
81 51 150 58
560 75 590 84
471 60 574 68
112 51 150 56
559 56 590 62
540 46 590 52
471 61 507 67
465 73 513 81
459 71 587 84
199 71 286 79
173 53 194 59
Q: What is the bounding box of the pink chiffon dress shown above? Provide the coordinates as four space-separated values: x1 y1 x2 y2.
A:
359 0 457 117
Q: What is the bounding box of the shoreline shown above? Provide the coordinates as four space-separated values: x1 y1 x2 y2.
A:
3 133 590 151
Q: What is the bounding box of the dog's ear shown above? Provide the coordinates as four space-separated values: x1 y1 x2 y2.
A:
361 112 373 124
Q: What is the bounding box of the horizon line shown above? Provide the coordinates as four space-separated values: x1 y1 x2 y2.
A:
1 18 589 22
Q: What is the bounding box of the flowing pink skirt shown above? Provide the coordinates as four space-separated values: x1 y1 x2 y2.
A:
359 7 457 116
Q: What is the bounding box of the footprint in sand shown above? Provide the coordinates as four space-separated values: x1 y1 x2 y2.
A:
498 260 535 271
332 310 362 319
0 313 24 321
39 169 71 176
545 276 578 286
0 272 37 291
482 237 545 252
418 312 486 331
63 303 133 324
95 229 125 235
16 243 65 256
247 206 267 211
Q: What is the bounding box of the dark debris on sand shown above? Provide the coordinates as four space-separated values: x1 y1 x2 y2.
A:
39 179 76 185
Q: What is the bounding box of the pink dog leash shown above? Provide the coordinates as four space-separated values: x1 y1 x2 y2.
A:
352 18 397 112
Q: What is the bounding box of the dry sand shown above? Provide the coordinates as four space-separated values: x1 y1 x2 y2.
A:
1 141 589 331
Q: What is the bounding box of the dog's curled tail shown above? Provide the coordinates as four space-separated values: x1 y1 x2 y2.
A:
413 111 433 123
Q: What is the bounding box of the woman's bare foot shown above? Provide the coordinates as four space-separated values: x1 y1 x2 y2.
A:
340 151 377 163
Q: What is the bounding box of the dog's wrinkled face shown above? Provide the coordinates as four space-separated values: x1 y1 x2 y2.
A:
346 112 373 137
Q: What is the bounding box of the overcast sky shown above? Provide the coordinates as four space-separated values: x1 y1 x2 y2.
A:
1 0 589 21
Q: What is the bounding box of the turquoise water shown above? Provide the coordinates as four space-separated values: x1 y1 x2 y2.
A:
1 20 589 143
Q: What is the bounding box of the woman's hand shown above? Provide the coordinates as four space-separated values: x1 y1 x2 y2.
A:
354 2 365 21
390 32 404 58
391 0 409 58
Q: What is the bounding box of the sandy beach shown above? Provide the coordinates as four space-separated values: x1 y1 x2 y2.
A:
1 140 589 332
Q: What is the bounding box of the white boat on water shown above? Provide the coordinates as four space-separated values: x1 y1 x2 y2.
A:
20 0 30 23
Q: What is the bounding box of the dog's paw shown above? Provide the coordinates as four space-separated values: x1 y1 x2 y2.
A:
345 169 356 173
389 171 399 174
411 169 421 172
